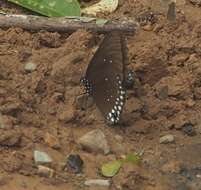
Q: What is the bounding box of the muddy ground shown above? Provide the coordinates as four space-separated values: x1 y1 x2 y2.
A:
0 0 201 189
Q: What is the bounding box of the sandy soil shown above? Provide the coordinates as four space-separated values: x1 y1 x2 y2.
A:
0 0 201 189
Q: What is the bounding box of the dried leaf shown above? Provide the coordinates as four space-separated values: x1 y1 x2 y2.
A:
82 0 118 16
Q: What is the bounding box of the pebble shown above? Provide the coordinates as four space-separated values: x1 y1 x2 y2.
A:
37 165 54 178
24 62 37 72
84 179 110 187
67 154 84 173
142 24 154 31
159 134 175 144
182 123 196 136
34 150 52 165
76 94 94 110
78 129 110 154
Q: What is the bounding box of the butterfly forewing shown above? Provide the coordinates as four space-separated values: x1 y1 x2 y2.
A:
84 32 126 124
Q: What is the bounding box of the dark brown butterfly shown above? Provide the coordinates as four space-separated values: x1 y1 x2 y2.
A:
81 32 132 125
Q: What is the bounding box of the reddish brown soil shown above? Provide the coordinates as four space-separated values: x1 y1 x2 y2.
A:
0 0 201 189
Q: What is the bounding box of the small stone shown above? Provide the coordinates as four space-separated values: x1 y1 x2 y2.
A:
78 129 110 154
37 165 54 178
159 134 175 144
24 62 37 72
142 24 154 31
182 123 196 136
84 179 110 187
34 150 52 165
76 94 94 110
67 154 84 173
44 133 60 149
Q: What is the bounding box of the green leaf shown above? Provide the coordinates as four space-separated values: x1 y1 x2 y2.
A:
123 153 140 164
101 160 122 177
8 0 81 17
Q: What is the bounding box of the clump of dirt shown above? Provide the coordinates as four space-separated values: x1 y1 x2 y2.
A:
0 0 201 189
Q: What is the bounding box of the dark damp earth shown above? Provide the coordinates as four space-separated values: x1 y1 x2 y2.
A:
1 0 201 189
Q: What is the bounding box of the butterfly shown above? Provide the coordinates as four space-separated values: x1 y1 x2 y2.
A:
81 32 134 125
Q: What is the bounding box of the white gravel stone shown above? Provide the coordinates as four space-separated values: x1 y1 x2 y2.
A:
160 134 175 144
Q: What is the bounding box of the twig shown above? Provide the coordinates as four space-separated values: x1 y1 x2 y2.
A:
0 14 139 33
